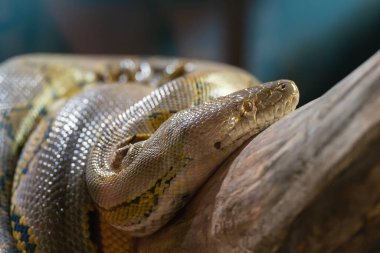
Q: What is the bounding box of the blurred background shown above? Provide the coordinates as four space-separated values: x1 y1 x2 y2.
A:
0 0 379 105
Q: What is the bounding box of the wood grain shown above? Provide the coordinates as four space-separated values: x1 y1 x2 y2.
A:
137 50 380 253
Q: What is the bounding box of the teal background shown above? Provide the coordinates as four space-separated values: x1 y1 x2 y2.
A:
0 0 379 105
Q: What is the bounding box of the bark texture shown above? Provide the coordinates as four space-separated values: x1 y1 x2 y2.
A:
137 51 380 253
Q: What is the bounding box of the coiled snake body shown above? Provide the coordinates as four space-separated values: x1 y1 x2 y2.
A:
0 55 299 253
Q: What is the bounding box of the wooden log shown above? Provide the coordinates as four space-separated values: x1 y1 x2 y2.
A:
137 50 380 253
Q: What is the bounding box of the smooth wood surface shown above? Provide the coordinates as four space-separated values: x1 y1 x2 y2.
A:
137 50 380 253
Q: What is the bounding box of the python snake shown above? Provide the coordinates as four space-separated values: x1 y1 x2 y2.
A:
0 55 299 253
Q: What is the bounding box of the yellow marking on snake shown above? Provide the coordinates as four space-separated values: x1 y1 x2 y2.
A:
148 111 177 130
100 164 178 227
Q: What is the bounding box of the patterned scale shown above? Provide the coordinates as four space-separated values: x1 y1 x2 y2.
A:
12 84 153 252
0 57 100 252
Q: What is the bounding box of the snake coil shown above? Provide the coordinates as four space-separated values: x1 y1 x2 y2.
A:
0 55 299 253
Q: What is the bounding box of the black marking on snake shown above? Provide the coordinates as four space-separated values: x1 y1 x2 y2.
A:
0 176 4 192
39 107 48 117
10 212 37 252
0 104 33 141
143 184 161 218
195 81 207 106
130 135 137 143
87 210 103 253
0 123 14 141
214 141 221 149
104 166 177 218
148 110 177 119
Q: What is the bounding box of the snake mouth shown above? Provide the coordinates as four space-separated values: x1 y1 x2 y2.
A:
273 92 299 119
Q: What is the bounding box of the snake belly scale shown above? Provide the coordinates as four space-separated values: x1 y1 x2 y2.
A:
0 55 299 253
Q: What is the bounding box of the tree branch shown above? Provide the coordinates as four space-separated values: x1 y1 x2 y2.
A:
137 50 380 253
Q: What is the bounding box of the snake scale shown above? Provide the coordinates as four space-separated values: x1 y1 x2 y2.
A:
0 55 299 253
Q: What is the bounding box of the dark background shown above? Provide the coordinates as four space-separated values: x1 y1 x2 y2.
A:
0 0 379 105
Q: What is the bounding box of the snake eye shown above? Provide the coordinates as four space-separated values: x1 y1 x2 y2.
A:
242 100 254 112
280 84 287 90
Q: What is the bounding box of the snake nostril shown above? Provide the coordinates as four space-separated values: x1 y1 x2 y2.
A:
214 141 221 149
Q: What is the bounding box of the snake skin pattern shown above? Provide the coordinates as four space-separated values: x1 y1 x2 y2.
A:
0 55 299 253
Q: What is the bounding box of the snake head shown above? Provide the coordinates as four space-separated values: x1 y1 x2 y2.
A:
182 79 299 155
